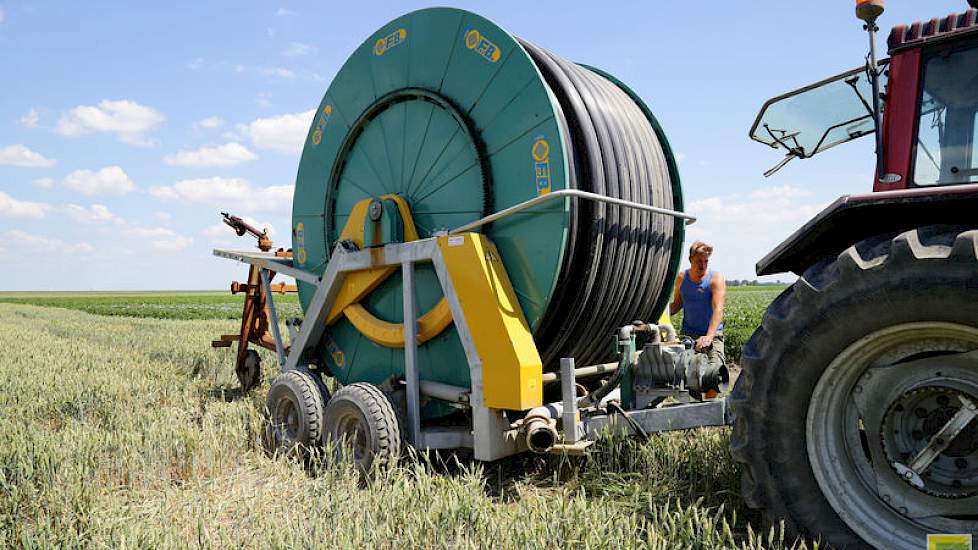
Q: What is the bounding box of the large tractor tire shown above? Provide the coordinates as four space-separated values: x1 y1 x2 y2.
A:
730 226 978 549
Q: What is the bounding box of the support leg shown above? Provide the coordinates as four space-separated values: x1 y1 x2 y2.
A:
402 261 422 447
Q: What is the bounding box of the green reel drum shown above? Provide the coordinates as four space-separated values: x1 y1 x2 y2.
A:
292 8 683 416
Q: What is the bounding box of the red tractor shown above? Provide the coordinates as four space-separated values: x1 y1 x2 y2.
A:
731 1 978 547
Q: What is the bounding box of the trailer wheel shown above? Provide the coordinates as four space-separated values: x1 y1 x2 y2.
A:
236 350 262 391
264 369 326 455
730 226 978 549
323 383 401 472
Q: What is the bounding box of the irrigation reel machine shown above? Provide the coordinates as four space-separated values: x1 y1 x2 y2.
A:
214 6 723 463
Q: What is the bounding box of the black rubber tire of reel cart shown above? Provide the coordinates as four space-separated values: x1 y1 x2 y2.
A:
519 39 674 368
236 349 262 392
323 383 402 473
728 225 978 549
264 369 327 456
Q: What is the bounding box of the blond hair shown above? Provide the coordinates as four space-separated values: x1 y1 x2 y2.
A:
689 241 713 259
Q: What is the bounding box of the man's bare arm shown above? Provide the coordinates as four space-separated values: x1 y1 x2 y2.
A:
669 272 684 315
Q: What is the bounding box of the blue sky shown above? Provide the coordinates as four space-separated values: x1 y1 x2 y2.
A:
0 1 969 290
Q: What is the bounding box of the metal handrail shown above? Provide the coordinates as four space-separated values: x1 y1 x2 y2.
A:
449 189 695 234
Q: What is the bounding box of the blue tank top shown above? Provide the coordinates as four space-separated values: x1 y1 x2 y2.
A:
680 269 723 336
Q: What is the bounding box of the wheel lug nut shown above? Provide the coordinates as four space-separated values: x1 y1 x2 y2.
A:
956 458 968 470
915 407 929 418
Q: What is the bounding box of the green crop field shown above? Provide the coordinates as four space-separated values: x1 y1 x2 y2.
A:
0 288 806 548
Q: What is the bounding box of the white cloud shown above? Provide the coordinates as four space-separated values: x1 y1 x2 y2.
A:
153 211 172 223
263 67 296 79
688 184 824 226
150 177 292 213
0 144 56 167
682 184 828 281
0 230 94 255
33 177 55 189
63 166 136 196
283 42 315 57
240 109 314 155
128 227 193 251
195 116 224 130
275 8 294 16
63 203 119 224
0 191 50 219
0 7 5 23
163 142 257 168
20 109 40 128
55 99 164 147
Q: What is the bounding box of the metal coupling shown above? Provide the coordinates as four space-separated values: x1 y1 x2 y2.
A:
522 408 559 453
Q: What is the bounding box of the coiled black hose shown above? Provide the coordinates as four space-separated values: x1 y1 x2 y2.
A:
519 39 677 368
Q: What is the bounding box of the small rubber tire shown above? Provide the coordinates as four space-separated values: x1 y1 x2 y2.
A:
323 383 402 472
236 349 262 391
264 369 326 455
729 225 978 548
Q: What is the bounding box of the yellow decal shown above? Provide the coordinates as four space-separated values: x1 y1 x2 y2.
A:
927 534 972 550
325 335 345 367
374 28 407 56
532 135 551 195
294 222 306 266
310 104 332 146
464 29 501 63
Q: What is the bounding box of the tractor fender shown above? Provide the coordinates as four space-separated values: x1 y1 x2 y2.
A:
757 182 978 276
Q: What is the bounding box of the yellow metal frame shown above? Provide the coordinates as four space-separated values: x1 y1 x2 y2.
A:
327 197 543 409
326 195 452 347
438 233 542 410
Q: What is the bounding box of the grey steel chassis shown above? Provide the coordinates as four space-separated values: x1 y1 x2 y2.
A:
214 190 730 461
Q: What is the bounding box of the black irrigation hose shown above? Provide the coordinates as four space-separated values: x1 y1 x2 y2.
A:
519 39 677 369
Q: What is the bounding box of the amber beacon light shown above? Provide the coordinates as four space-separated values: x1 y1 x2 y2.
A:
856 0 885 23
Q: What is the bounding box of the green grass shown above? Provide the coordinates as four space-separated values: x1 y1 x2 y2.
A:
1 286 786 364
0 291 302 321
0 302 811 548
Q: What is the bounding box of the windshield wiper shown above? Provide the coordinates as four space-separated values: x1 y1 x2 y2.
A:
762 125 805 177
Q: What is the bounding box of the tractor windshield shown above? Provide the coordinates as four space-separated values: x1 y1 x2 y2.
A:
750 64 888 164
912 41 978 186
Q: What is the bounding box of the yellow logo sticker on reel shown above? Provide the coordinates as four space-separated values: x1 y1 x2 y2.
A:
532 135 551 195
464 29 501 63
374 28 407 56
310 104 332 146
294 222 307 266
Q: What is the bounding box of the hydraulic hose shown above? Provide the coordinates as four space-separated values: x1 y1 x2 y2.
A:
519 39 677 368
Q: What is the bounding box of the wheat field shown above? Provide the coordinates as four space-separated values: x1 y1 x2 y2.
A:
0 297 809 549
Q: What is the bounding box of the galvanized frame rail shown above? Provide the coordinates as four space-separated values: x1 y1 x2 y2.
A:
449 189 696 234
215 190 702 460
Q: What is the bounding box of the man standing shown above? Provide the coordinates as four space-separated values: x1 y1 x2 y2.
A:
669 241 726 393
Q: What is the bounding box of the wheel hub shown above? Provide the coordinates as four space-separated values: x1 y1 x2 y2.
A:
882 386 978 498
